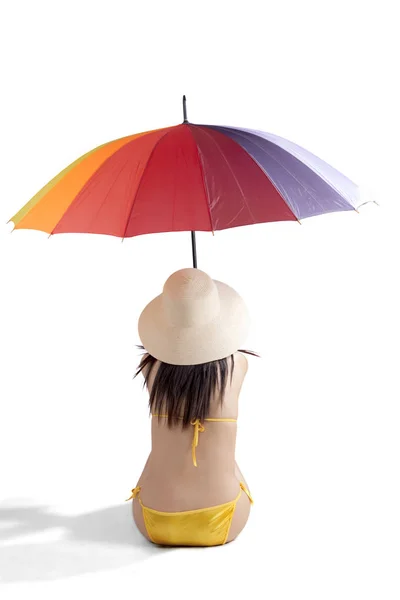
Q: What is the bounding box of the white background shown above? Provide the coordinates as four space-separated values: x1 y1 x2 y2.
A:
1 1 399 598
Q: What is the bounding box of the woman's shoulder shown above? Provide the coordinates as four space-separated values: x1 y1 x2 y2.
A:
233 351 248 373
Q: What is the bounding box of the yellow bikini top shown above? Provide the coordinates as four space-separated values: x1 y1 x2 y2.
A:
152 414 237 467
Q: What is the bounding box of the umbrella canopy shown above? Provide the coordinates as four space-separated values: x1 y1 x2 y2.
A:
8 96 365 265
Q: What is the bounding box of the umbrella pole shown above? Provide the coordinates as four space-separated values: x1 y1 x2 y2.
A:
183 95 196 267
184 95 196 268
191 231 197 268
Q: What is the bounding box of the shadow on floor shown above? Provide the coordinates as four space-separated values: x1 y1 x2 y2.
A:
0 501 174 582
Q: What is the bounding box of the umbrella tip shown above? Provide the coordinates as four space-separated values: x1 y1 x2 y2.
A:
182 95 188 123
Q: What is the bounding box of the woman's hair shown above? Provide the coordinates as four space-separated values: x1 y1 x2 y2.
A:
134 345 260 428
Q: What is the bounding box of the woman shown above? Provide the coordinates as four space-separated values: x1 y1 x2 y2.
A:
126 267 258 546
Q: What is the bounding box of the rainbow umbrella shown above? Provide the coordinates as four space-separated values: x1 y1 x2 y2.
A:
8 96 370 267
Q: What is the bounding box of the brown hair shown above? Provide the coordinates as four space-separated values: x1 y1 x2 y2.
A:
134 345 260 428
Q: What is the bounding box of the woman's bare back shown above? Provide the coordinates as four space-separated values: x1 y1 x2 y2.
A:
132 351 251 542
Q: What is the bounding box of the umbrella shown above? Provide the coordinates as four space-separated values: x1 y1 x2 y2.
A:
7 96 372 268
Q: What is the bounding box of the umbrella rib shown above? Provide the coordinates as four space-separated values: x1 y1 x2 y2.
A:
46 132 164 237
121 128 175 240
196 127 258 225
85 152 135 234
188 126 214 233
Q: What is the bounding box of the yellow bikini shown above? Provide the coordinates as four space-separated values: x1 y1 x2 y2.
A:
126 415 253 546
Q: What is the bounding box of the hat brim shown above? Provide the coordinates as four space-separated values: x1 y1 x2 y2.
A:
138 280 250 365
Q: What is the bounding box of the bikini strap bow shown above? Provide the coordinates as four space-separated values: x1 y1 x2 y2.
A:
190 418 205 467
125 485 141 501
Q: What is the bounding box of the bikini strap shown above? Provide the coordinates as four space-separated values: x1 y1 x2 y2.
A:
125 485 141 501
190 418 205 467
204 418 237 422
239 482 254 504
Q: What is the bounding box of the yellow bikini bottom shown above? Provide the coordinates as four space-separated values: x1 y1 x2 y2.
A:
125 482 253 547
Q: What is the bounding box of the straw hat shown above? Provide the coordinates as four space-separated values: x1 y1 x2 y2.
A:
138 268 250 365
